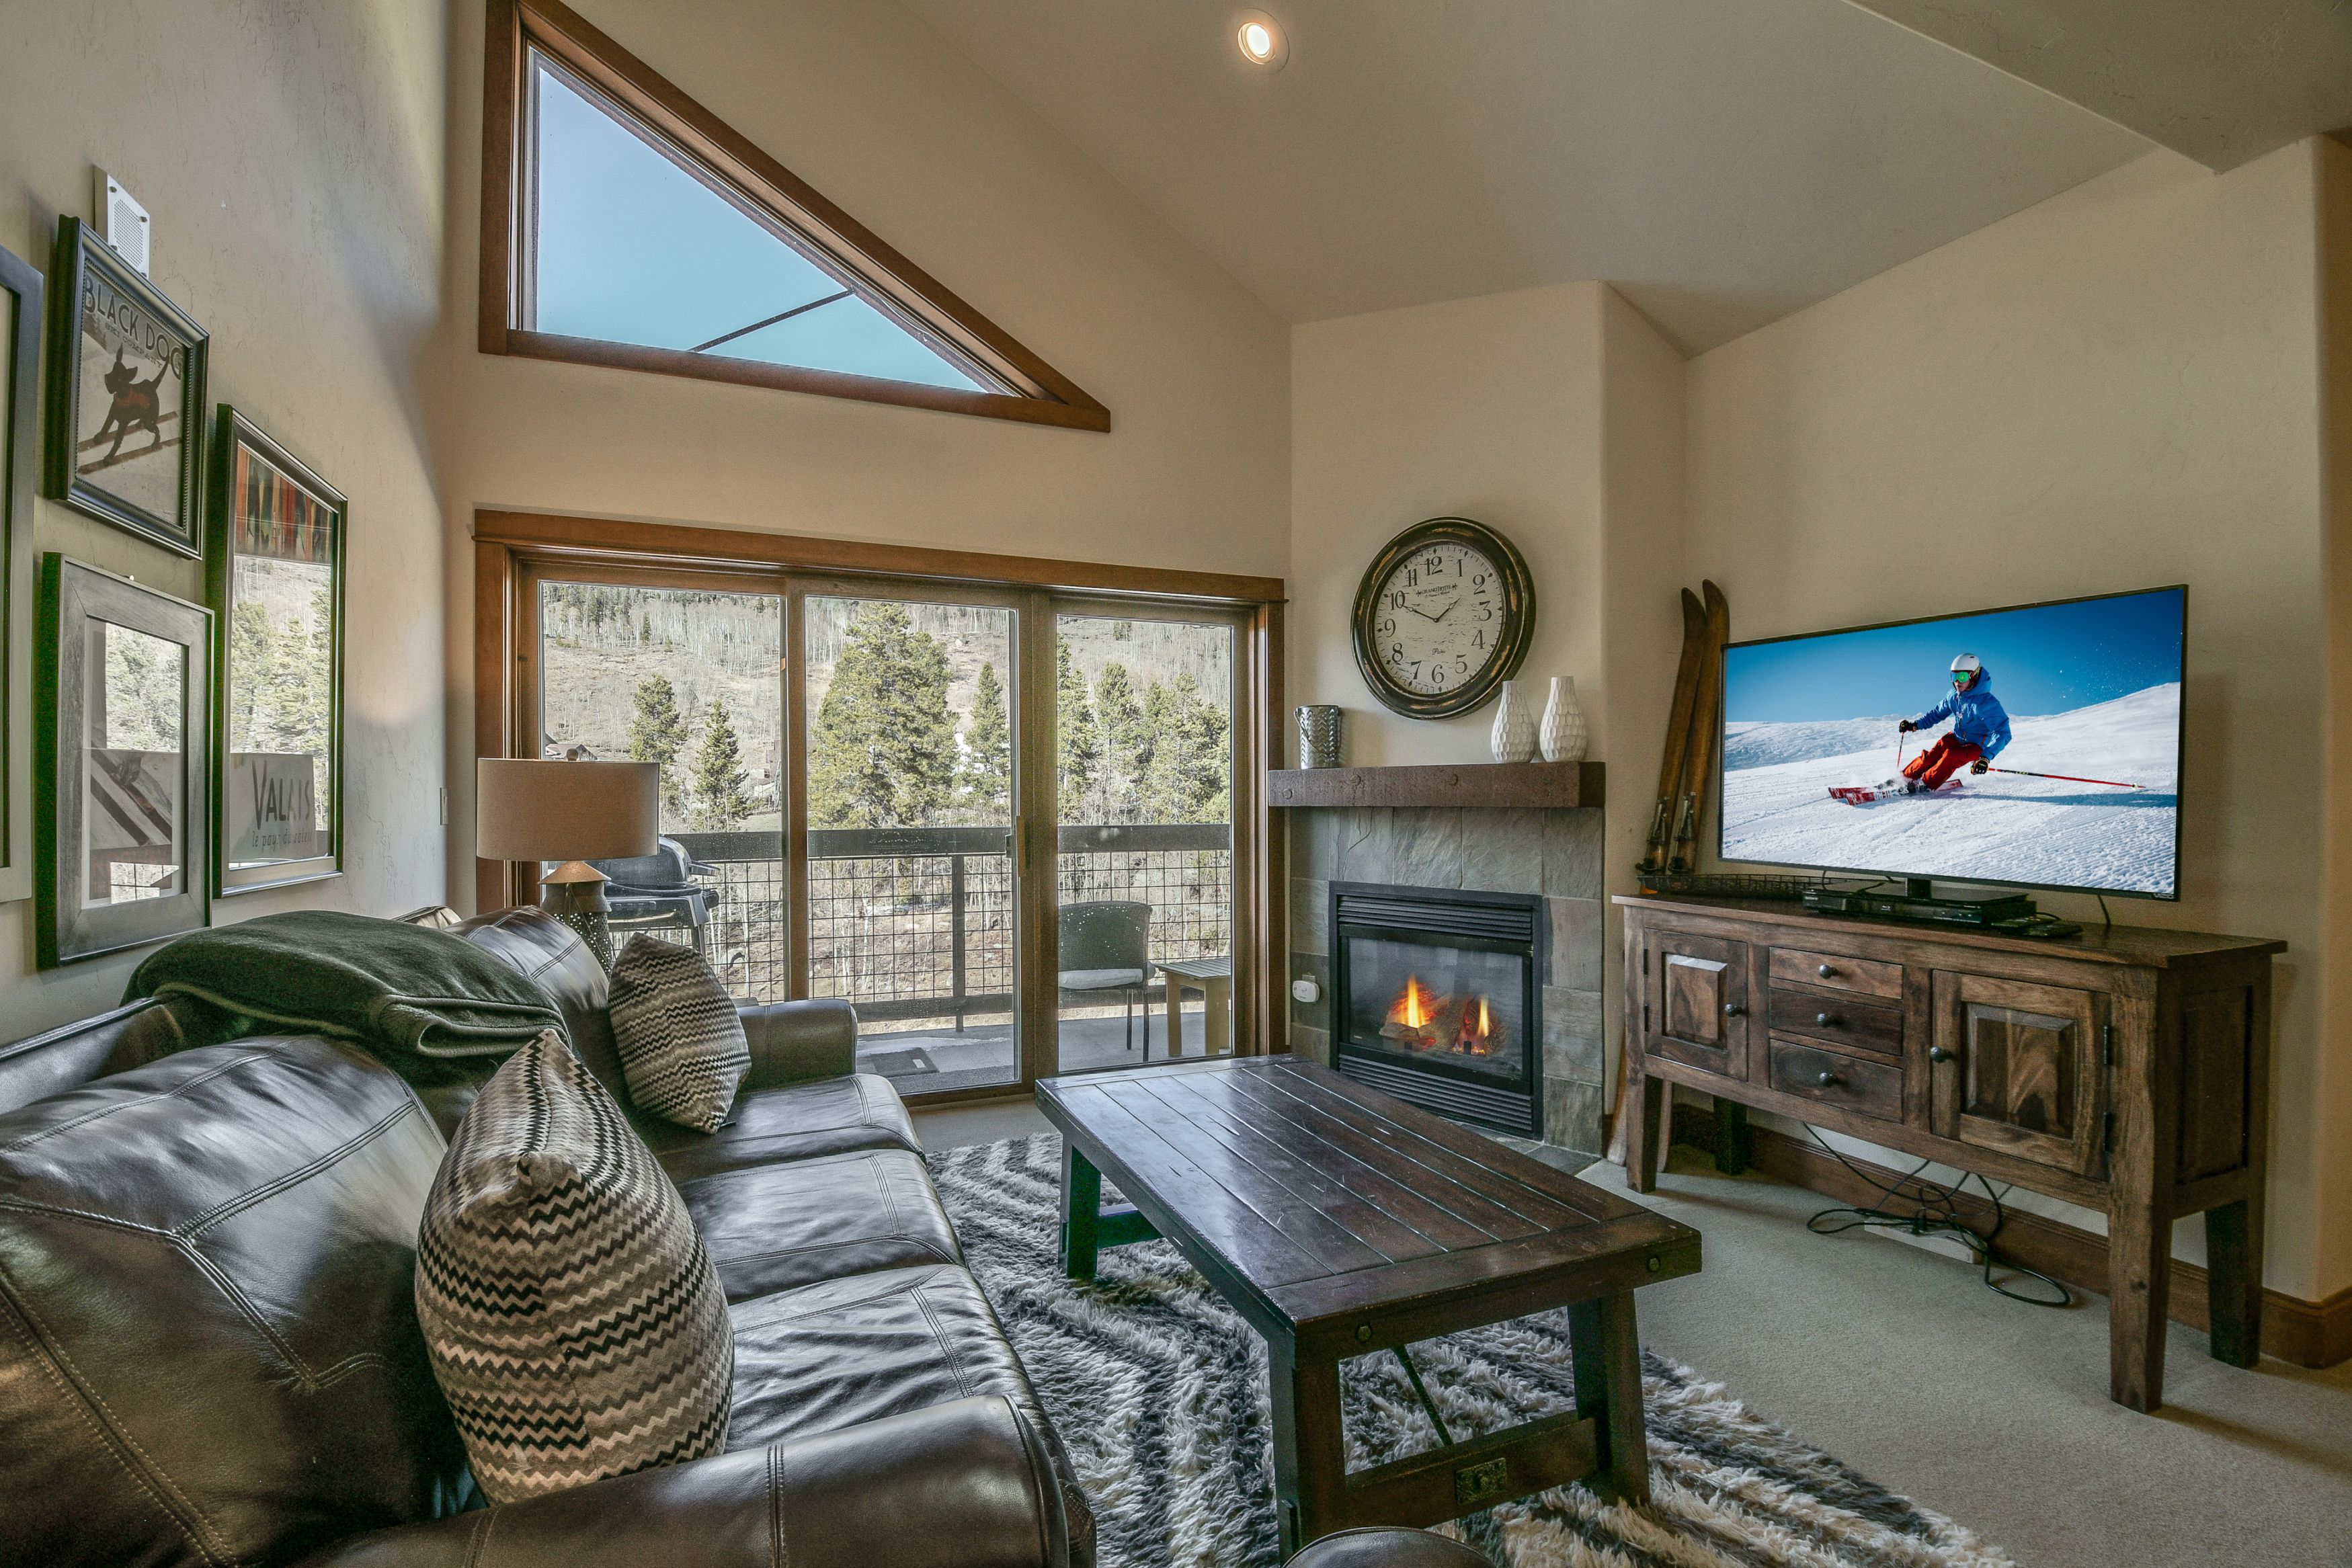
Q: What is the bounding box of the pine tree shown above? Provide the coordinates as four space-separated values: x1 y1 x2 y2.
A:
959 661 1011 818
692 699 754 829
627 674 691 815
1095 661 1146 823
227 599 276 750
1136 679 1185 822
262 601 329 759
1056 638 1100 823
807 602 957 828
1171 673 1231 822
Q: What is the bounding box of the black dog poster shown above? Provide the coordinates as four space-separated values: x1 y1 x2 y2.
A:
74 268 186 524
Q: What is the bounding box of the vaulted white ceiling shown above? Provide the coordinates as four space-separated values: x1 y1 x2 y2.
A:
898 0 2343 354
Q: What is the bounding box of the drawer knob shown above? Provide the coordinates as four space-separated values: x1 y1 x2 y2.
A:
1815 1069 1842 1087
1929 1046 1954 1063
1816 1012 1841 1028
1817 963 1838 978
1724 1002 1745 1017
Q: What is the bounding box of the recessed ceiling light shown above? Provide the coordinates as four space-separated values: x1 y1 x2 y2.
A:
1235 10 1288 69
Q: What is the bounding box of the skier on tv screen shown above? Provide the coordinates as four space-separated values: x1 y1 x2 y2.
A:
1896 654 2011 793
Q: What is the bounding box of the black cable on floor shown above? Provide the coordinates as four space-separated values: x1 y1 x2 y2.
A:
1801 1127 2071 1307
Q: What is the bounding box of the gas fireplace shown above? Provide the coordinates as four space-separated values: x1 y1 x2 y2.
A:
1329 882 1545 1136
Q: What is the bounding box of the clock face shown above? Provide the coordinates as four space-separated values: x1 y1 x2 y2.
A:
1350 518 1535 718
1369 543 1506 698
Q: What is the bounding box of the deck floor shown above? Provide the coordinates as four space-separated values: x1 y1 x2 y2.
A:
855 1004 1224 1093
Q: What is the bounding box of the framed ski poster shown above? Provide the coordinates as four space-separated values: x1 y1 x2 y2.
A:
35 554 212 966
43 218 209 557
207 407 345 895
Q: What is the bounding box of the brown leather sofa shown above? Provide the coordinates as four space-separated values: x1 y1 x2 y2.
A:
0 907 1090 1568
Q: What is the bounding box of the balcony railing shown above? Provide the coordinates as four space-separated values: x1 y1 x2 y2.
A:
661 823 1232 1024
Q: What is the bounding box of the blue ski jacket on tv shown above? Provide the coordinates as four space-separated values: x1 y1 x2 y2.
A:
1912 671 2012 759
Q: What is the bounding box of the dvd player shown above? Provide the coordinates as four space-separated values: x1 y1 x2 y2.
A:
1802 886 2036 927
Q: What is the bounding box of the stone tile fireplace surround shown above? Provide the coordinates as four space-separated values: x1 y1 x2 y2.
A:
1288 805 1607 1158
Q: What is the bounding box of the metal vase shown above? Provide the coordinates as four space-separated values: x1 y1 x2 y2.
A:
1297 704 1343 768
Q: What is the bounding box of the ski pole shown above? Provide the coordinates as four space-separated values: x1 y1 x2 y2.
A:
1983 766 2144 790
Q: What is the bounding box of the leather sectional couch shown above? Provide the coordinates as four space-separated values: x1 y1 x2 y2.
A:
0 907 1090 1568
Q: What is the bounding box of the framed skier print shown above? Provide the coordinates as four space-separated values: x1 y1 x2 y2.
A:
1717 585 2187 899
43 218 209 557
35 554 212 966
207 407 346 895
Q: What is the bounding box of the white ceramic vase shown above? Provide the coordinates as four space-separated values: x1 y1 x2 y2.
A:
1490 679 1537 764
1539 676 1588 763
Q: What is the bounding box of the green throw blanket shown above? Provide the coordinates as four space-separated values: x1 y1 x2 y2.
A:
126 911 568 1084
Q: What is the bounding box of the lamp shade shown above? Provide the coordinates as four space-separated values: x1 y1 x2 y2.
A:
476 759 659 863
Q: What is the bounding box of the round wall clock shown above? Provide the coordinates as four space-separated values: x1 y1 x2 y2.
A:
1350 517 1536 719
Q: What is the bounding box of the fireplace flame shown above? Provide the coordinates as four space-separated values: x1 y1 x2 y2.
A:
1400 975 1429 1030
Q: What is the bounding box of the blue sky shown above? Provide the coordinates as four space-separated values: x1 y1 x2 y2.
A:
1726 587 2185 723
529 63 979 391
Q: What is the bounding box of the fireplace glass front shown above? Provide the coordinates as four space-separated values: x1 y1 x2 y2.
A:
1329 884 1545 1135
1342 936 1529 1081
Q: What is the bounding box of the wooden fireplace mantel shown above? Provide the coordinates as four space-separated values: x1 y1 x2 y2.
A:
1266 761 1602 811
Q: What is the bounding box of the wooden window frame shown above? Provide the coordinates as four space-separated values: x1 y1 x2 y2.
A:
473 509 1287 1089
480 0 1111 433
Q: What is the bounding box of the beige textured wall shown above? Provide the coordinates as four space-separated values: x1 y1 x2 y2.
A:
1687 147 2339 1298
1289 282 1610 769
1596 290 1689 1077
434 0 1293 899
0 1 450 1038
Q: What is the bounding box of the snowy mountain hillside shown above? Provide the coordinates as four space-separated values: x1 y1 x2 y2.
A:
1724 715 1905 772
1721 684 2181 895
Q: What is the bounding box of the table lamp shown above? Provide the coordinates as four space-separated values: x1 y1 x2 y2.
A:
476 758 659 969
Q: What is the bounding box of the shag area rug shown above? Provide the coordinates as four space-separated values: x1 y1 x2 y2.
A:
928 1133 2015 1568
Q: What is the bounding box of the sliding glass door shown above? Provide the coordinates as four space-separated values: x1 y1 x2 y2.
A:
507 554 1264 1102
1053 608 1238 1073
526 567 787 995
799 583 1020 1093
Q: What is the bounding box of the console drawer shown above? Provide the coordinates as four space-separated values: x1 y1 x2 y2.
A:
1768 1038 1904 1123
1767 986 1904 1055
1769 946 1902 999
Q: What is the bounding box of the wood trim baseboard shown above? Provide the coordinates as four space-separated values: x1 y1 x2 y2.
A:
1664 1101 2352 1370
473 508 1287 605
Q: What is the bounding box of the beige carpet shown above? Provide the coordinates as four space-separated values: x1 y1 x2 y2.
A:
914 1098 2352 1568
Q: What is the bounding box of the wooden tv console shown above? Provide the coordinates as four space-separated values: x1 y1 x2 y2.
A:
1615 893 2283 1411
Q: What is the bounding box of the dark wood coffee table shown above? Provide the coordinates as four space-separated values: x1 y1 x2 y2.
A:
1035 1057 1701 1555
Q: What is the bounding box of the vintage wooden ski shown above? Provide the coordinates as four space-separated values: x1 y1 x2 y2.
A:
1612 581 1730 1163
1667 581 1731 874
1637 589 1709 874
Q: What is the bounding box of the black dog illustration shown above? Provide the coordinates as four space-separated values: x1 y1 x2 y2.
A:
90 347 167 462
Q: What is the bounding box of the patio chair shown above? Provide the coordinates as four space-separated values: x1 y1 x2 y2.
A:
588 836 718 956
1058 899 1153 1057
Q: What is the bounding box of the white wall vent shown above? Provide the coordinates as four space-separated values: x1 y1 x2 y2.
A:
95 170 151 276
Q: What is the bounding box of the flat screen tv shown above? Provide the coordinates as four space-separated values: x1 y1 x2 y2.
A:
1717 586 2186 899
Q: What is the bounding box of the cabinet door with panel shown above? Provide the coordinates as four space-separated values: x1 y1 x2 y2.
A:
1644 931 1751 1082
1929 971 2107 1177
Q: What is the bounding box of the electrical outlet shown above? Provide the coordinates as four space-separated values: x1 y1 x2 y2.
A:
1290 977 1320 1004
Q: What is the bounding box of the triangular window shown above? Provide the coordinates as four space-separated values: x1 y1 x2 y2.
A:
481 0 1107 431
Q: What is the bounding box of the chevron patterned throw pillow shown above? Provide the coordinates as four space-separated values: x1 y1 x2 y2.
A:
607 936 753 1132
415 1030 733 1502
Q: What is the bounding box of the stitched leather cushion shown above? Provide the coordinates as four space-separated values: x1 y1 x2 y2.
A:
0 1038 464 1568
678 1148 963 1303
606 936 750 1132
415 1032 734 1501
